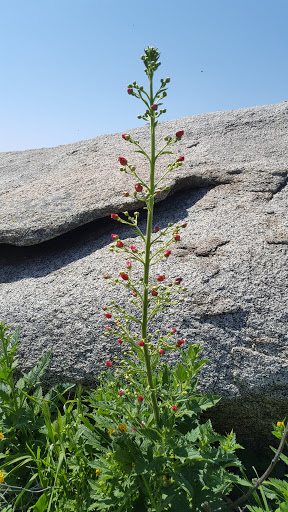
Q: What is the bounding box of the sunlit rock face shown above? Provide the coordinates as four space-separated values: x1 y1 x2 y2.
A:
0 102 287 447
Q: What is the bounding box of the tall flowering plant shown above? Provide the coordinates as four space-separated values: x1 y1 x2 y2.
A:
83 47 244 512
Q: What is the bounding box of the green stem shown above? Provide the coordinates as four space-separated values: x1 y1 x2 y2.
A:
142 474 159 512
141 72 160 427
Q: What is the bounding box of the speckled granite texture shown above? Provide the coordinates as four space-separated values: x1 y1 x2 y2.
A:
0 102 287 446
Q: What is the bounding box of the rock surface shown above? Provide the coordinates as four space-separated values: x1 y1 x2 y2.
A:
0 102 287 447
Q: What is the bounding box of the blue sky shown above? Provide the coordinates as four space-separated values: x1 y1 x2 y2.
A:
1 0 287 152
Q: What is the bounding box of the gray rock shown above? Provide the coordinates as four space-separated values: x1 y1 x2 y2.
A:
0 102 287 447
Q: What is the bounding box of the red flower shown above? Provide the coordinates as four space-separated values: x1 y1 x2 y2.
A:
118 157 128 166
122 134 130 140
132 426 136 433
104 274 109 279
151 104 158 111
138 396 144 402
120 272 129 281
164 250 172 258
126 261 132 269
172 405 178 412
135 183 143 192
111 234 118 241
111 214 118 220
138 340 145 347
174 234 181 241
116 240 124 248
105 326 111 331
131 246 138 253
168 282 173 287
105 313 112 319
171 328 177 333
154 225 160 232
177 339 184 347
118 389 125 396
140 421 146 426
127 88 133 95
175 277 183 284
178 156 184 162
132 291 137 296
102 306 107 311
159 349 164 355
118 338 123 344
157 275 165 282
106 361 113 367
176 130 184 139
181 222 187 228
151 290 158 297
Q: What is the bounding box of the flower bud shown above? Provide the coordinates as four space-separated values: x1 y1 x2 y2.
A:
120 272 129 281
111 214 118 220
138 396 144 402
157 275 165 282
116 240 124 248
138 340 145 347
159 349 164 355
127 88 133 95
151 104 158 111
123 192 129 197
178 156 184 162
111 234 118 241
131 246 138 253
151 290 158 297
118 338 123 344
154 225 160 232
104 274 109 279
106 361 113 367
176 130 184 139
156 190 162 195
181 222 187 228
174 234 180 241
122 134 130 141
118 157 128 166
166 77 171 83
135 183 143 192
172 405 177 412
105 313 112 319
118 389 125 396
164 250 172 258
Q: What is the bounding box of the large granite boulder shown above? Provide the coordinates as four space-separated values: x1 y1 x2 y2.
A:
0 102 287 447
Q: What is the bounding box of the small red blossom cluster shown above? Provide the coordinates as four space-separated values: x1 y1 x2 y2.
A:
174 234 180 241
157 274 165 282
172 405 178 412
106 361 112 367
176 130 184 139
122 133 130 140
154 225 160 232
175 277 183 284
159 349 164 355
105 312 111 319
164 250 171 258
120 272 129 281
138 340 144 347
176 339 184 347
138 396 144 402
131 246 138 253
135 183 143 192
111 214 118 220
151 104 158 111
117 240 124 248
118 157 127 166
151 290 158 297
178 156 184 162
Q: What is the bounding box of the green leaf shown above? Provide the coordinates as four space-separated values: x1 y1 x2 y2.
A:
32 493 49 512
